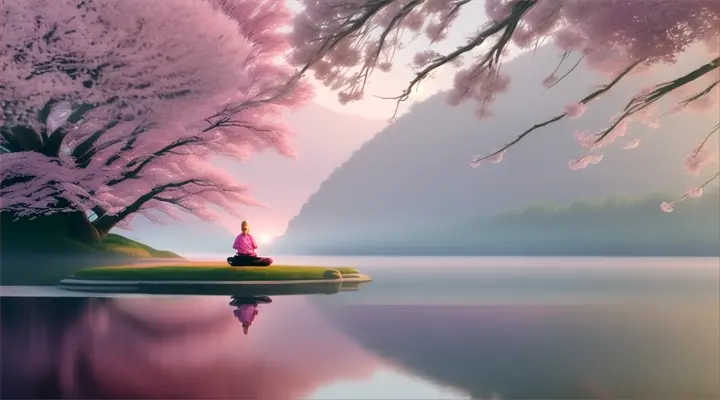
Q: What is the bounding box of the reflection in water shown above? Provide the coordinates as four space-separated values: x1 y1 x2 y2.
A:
316 303 720 399
308 368 476 400
230 295 273 335
1 295 379 399
3 258 718 399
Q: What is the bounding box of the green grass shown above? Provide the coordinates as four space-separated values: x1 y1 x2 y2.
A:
71 263 360 281
96 234 182 258
1 212 181 259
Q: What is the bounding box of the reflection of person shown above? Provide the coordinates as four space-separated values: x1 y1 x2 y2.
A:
230 296 271 335
234 305 258 335
228 220 273 267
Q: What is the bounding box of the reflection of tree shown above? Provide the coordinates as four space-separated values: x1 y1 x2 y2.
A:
319 304 720 399
1 296 377 399
1 297 88 398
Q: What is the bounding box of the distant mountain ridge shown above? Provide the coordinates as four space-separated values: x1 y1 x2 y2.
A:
273 44 719 255
278 190 719 256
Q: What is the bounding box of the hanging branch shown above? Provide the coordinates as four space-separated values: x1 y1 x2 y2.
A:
376 0 538 118
470 59 643 164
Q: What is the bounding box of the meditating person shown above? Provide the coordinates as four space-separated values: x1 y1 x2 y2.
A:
227 220 273 267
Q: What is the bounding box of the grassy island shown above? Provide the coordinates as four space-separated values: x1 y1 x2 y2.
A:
70 263 362 281
58 263 372 295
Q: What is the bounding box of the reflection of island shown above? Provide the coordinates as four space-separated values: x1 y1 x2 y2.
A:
1 296 378 399
230 295 272 335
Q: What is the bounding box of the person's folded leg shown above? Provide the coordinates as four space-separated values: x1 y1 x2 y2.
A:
229 255 272 267
229 255 253 267
246 256 272 267
254 257 273 267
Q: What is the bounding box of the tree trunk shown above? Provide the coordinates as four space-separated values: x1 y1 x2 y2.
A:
92 214 121 238
92 188 162 236
65 211 102 244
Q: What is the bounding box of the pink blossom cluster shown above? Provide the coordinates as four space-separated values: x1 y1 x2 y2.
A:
660 176 717 213
291 0 719 113
448 66 511 118
1 0 311 225
683 144 717 176
573 117 629 151
0 152 106 217
565 105 667 170
289 0 467 100
568 154 603 171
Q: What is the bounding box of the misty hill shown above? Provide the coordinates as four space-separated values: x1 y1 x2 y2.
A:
459 189 720 256
116 102 386 255
296 190 719 256
274 45 719 255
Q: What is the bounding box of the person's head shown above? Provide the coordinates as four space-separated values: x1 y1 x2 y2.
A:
242 323 250 335
241 220 250 234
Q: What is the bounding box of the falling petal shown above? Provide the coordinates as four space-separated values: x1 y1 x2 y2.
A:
621 138 641 150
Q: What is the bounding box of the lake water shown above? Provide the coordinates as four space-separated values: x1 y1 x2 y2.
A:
2 256 719 399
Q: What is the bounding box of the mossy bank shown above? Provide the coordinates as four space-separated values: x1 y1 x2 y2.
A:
2 214 182 285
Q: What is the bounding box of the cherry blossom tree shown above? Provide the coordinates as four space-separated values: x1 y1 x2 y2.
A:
0 0 312 244
288 0 720 212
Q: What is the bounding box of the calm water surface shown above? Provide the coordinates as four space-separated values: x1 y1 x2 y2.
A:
2 256 718 399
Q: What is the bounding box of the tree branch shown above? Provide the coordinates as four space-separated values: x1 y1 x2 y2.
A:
105 136 206 186
1 126 42 152
70 120 120 168
103 121 157 167
596 57 719 143
679 79 719 107
689 123 719 157
544 54 584 91
664 170 720 211
376 0 538 118
41 103 96 157
92 179 241 234
546 51 570 78
472 59 642 164
357 0 424 93
92 179 204 233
